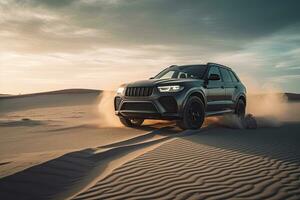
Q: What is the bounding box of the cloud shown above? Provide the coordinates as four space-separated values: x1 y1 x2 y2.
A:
3 0 300 52
2 0 300 53
1 0 300 93
68 0 300 44
271 75 300 83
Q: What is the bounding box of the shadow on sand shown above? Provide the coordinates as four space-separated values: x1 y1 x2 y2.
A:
1 122 300 199
0 123 184 200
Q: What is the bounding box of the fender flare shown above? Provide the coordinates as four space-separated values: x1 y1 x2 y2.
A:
180 88 207 113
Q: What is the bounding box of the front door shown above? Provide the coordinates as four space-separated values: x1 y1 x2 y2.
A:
205 66 226 112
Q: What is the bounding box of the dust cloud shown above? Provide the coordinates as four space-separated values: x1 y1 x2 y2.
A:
97 91 122 127
245 78 288 117
244 77 298 127
211 76 300 129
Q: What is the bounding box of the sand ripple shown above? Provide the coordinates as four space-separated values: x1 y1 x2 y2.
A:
74 138 300 200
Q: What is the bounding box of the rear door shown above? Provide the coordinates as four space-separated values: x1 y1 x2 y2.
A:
219 68 235 110
205 66 226 112
228 70 242 108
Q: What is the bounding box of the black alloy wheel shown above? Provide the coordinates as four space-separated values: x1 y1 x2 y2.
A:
177 96 205 130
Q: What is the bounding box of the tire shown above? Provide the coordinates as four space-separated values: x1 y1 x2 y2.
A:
244 114 257 129
235 98 246 119
119 116 144 127
177 96 205 130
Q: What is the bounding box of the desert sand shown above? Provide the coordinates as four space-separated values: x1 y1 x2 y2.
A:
0 89 300 200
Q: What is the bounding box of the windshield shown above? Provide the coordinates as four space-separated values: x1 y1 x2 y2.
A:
154 65 208 80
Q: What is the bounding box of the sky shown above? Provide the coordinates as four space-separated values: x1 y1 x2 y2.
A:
0 0 300 94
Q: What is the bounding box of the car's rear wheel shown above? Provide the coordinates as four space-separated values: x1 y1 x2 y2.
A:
177 96 205 130
119 116 144 127
235 98 246 119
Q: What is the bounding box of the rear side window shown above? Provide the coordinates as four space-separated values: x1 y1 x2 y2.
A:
229 70 239 82
220 68 232 82
208 66 221 81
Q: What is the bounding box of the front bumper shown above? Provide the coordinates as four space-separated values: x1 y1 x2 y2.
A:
114 87 186 120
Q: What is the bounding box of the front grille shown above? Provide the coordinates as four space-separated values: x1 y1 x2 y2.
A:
121 102 157 112
125 87 153 97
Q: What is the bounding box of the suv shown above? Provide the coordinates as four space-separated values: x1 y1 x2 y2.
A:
114 63 246 130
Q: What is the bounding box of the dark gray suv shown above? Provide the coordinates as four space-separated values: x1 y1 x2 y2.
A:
114 63 246 130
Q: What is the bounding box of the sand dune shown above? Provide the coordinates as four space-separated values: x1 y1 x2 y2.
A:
0 126 178 200
1 122 300 199
73 123 300 200
0 89 101 114
1 89 300 200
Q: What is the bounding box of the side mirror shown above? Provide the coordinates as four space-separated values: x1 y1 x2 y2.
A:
149 77 154 79
208 73 220 81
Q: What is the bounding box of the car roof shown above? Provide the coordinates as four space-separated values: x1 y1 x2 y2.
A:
169 63 232 70
169 64 205 68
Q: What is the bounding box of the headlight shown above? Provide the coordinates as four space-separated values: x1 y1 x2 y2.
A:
157 85 184 92
116 87 125 95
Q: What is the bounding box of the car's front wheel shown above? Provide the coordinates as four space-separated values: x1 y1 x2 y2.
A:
177 96 205 130
119 116 144 127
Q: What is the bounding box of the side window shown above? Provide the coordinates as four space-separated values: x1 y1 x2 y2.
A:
208 66 221 81
220 68 232 82
178 71 188 79
229 70 239 82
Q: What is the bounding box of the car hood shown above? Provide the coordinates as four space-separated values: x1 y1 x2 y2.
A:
126 78 204 87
